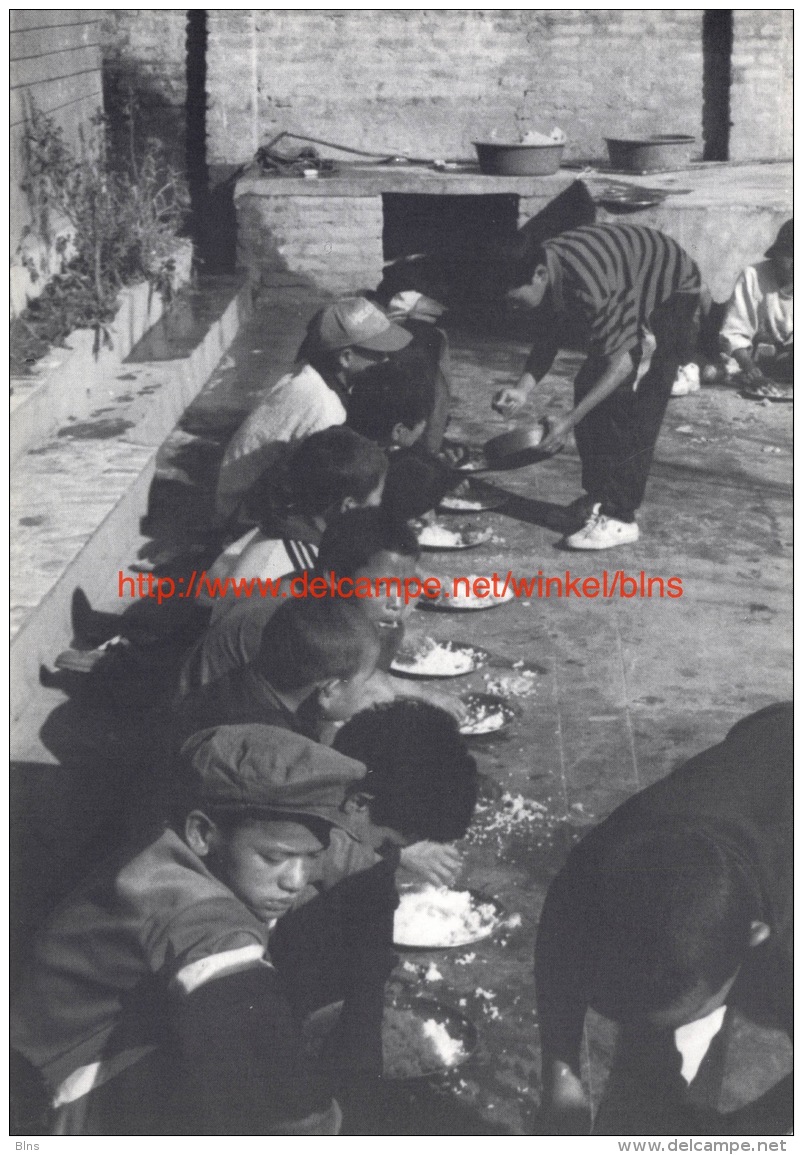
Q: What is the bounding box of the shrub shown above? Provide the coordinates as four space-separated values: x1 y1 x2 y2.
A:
13 101 189 366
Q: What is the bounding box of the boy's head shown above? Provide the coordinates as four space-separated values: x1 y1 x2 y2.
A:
486 234 550 307
317 508 421 628
254 427 387 531
333 699 479 845
256 597 380 720
765 219 793 289
346 358 435 448
300 296 411 382
179 724 367 922
589 823 770 1029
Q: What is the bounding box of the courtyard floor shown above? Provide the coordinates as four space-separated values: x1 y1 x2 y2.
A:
11 276 793 1134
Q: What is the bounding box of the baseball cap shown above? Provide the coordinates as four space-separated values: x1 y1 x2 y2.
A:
765 219 793 259
301 296 412 356
181 724 366 833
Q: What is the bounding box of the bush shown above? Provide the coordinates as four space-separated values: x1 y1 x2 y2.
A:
14 102 189 365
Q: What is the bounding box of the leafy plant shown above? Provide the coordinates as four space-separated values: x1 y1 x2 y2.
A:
14 100 189 364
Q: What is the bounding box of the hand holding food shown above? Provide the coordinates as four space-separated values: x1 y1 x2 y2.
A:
399 841 463 887
492 385 529 416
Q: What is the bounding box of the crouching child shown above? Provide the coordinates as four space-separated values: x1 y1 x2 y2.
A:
10 724 394 1136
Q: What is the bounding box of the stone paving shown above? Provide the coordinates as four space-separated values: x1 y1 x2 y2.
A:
10 280 793 1134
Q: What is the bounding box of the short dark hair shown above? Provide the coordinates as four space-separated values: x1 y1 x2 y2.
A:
591 823 763 1016
317 508 420 579
257 597 378 692
489 234 548 292
346 359 435 446
249 427 388 532
381 445 456 521
333 699 479 841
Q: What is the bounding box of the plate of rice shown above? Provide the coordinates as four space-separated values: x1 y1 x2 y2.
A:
421 576 515 611
390 637 489 678
393 884 505 949
302 995 478 1080
382 997 478 1079
458 693 517 739
439 480 508 513
417 522 494 551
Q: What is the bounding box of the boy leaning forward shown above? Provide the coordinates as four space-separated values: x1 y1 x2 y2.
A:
493 224 701 550
11 725 397 1135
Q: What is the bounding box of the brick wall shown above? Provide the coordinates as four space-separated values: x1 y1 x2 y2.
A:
729 10 793 162
207 10 706 169
99 9 188 171
10 10 103 314
237 193 385 295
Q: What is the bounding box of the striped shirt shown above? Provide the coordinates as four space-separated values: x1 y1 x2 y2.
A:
544 225 700 359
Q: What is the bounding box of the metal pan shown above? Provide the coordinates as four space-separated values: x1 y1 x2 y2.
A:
483 421 558 469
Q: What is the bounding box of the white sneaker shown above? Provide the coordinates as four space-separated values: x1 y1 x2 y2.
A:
564 504 640 550
671 363 701 396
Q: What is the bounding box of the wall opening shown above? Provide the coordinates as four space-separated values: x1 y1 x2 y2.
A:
186 9 238 270
702 10 733 161
382 193 519 264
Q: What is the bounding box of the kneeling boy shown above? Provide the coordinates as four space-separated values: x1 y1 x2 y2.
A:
535 703 792 1135
11 725 386 1135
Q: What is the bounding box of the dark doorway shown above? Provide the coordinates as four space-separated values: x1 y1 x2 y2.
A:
382 193 519 263
186 10 238 270
702 10 733 161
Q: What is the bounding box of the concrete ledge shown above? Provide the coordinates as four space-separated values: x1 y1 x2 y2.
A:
10 241 193 461
10 274 251 725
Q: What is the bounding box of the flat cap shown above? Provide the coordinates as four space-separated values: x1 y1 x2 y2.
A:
181 724 366 833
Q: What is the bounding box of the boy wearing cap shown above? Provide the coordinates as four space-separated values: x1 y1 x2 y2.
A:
11 724 395 1136
720 219 793 388
216 297 411 519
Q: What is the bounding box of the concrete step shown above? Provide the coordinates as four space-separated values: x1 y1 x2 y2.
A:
10 274 251 729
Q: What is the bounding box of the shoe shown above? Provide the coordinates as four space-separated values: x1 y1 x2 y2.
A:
54 636 131 674
563 493 597 533
564 505 640 550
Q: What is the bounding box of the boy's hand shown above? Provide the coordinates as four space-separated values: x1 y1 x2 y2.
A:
538 414 573 455
492 386 529 416
534 1061 592 1135
399 841 462 886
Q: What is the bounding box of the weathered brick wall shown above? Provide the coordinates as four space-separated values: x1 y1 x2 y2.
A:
237 193 385 295
729 10 793 162
99 9 188 171
207 10 705 169
10 10 103 314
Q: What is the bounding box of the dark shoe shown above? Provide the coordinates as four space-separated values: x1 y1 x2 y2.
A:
55 636 131 674
71 588 122 646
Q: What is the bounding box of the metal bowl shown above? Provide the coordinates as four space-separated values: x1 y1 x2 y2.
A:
474 141 565 176
458 693 518 741
484 421 556 468
605 134 696 174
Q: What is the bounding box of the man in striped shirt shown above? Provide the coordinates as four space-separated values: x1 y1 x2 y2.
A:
493 224 701 549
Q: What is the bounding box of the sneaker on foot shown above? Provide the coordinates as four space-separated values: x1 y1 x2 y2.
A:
671 363 701 396
564 505 640 550
563 493 597 533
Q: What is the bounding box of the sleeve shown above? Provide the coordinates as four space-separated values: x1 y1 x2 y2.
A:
168 963 340 1134
524 326 560 382
147 895 268 974
319 861 399 1083
720 267 760 356
534 848 600 1073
